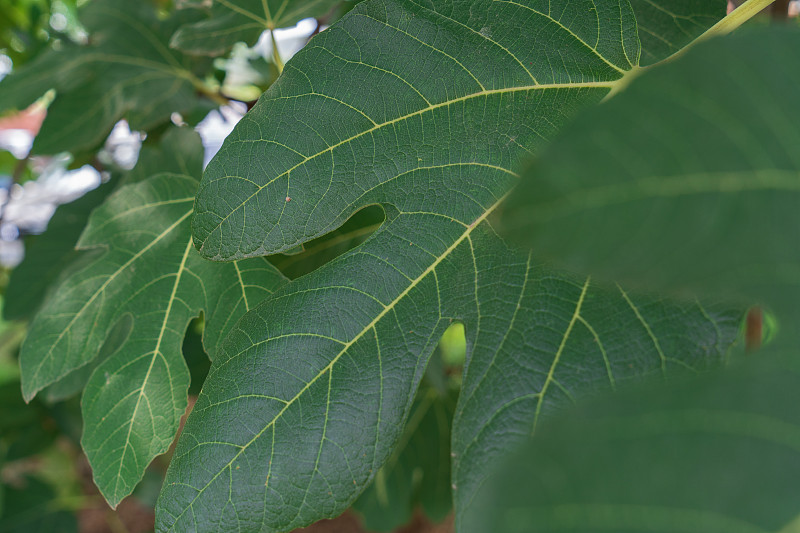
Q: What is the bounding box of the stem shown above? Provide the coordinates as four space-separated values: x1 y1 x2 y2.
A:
271 31 284 75
195 84 230 107
697 0 776 41
663 0 775 64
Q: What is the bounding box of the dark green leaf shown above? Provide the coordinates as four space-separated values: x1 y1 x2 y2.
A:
0 0 213 155
501 27 800 345
19 129 288 507
464 352 800 533
171 0 341 56
158 2 739 530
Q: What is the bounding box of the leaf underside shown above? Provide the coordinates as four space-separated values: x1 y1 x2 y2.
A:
158 1 737 531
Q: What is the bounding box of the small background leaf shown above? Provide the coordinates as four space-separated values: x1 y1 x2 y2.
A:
0 475 78 533
0 0 213 155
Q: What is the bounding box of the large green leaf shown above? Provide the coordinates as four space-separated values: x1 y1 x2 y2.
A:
464 352 800 533
501 27 800 346
155 1 742 531
170 0 342 55
0 0 213 155
160 232 741 532
18 129 288 507
14 129 205 400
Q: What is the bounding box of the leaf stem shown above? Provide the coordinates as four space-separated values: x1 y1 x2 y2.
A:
195 83 230 107
271 31 284 75
665 0 776 63
700 0 775 40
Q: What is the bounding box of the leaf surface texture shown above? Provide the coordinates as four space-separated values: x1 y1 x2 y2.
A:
159 1 739 531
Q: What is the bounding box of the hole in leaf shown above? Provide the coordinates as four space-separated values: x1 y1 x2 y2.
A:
270 204 385 279
425 322 467 393
182 315 210 396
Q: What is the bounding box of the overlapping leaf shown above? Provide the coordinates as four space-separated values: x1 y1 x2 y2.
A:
464 352 800 533
171 0 342 55
18 128 288 507
502 27 800 346
484 30 800 528
156 1 741 531
0 0 213 155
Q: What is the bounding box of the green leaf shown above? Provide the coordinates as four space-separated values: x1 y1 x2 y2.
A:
170 0 341 56
21 129 206 399
501 27 800 345
353 385 457 532
157 2 740 531
4 183 113 321
629 0 727 65
0 0 213 155
19 129 288 507
464 352 800 533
